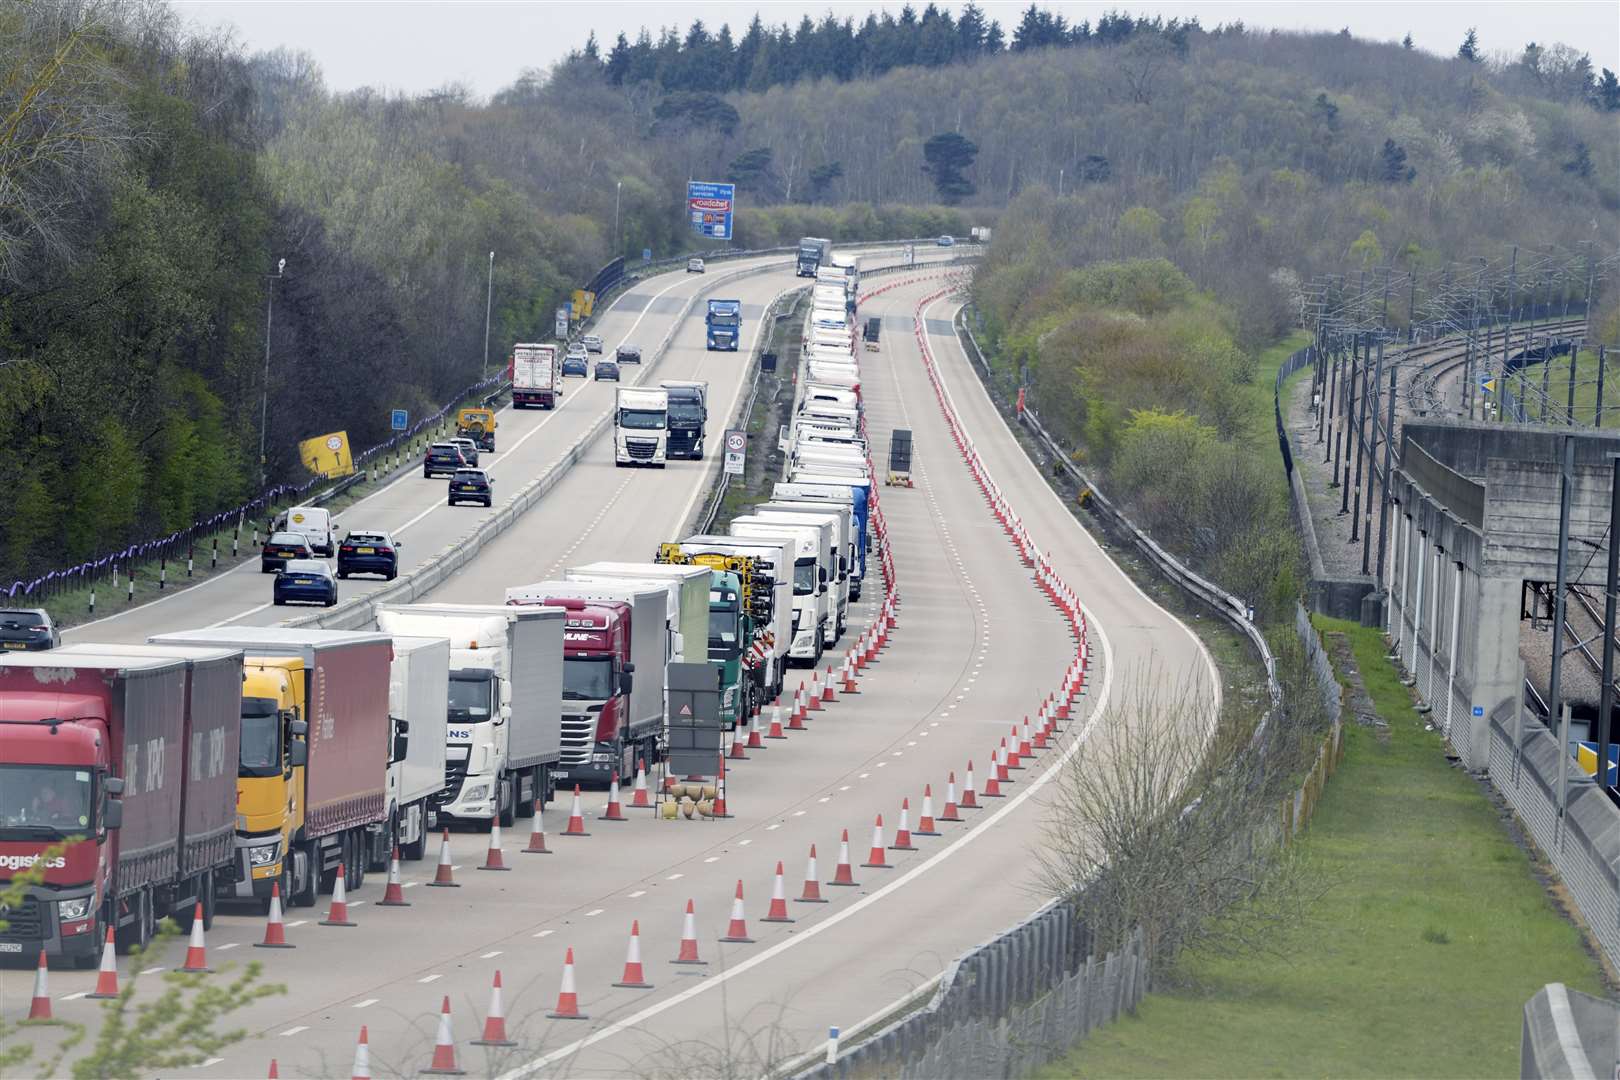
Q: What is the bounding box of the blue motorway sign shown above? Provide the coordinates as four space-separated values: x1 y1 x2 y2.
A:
391 409 408 431
643 248 653 262
687 181 735 241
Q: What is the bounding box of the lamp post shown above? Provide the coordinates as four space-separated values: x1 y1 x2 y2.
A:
614 180 623 255
259 257 286 489
483 250 495 382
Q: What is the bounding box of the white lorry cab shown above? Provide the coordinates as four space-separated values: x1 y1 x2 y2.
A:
615 386 668 467
754 506 852 636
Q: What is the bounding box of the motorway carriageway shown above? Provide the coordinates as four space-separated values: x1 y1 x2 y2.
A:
3 268 1218 1078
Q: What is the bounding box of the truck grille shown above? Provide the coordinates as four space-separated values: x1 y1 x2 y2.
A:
0 896 43 940
561 713 595 765
625 439 658 461
433 761 468 808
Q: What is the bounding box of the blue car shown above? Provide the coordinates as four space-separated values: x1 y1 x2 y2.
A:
561 347 589 377
274 559 338 607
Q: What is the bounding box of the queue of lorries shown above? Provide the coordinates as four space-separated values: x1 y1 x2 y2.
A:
0 242 878 968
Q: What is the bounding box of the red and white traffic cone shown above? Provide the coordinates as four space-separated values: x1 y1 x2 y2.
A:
916 786 940 836
983 753 1005 797
27 949 51 1020
1033 713 1050 750
422 997 464 1074
713 753 732 819
600 773 627 821
320 864 357 926
828 829 860 886
427 828 459 886
1004 730 1023 771
765 705 787 739
762 862 795 923
547 948 588 1020
746 710 765 749
729 720 750 760
840 656 858 693
378 846 411 905
87 927 119 998
961 761 982 809
631 759 652 808
471 970 515 1047
995 740 1012 783
891 799 916 851
1020 717 1034 759
351 1024 371 1079
720 880 754 943
478 820 509 870
673 899 706 965
806 671 823 712
798 844 827 903
789 684 808 729
862 815 890 868
941 773 963 821
180 903 213 972
524 805 552 854
822 666 837 703
563 785 591 837
256 881 295 947
269 1059 280 1078
614 921 653 988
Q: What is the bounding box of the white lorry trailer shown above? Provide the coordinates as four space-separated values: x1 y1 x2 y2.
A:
384 635 450 860
730 517 834 660
754 506 852 636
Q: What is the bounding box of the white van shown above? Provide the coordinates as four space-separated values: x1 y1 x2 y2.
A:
278 505 336 557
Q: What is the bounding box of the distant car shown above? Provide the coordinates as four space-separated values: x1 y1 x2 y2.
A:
594 359 620 382
0 608 59 651
582 334 604 354
274 559 338 607
448 436 480 466
423 442 467 478
936 235 955 247
261 531 316 573
562 347 589 377
337 530 400 580
616 344 642 365
448 467 493 507
687 258 705 274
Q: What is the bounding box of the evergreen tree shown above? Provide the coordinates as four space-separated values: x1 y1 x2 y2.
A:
1380 138 1416 182
1402 32 1414 50
808 162 845 201
984 19 1005 51
734 15 766 92
922 131 978 203
1598 68 1620 111
605 32 632 85
956 2 988 57
1457 27 1480 62
1562 141 1592 179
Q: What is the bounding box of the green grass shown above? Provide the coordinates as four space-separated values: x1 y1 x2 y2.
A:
1040 616 1605 1079
1512 350 1620 427
1246 330 1312 502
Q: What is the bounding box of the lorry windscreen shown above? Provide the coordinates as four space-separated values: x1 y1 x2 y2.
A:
708 608 741 656
619 409 666 430
793 557 817 595
240 696 282 777
668 402 703 421
563 656 614 700
0 765 92 833
447 675 495 722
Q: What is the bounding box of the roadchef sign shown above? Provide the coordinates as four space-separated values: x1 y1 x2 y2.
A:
687 181 735 241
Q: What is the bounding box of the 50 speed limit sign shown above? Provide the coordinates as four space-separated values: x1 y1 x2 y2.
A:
724 429 746 476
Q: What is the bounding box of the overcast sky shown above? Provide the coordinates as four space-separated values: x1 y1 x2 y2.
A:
175 1 1620 98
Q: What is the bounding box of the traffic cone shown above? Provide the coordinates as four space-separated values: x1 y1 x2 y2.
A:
821 665 837 702
428 829 459 886
524 805 552 854
1004 732 1022 771
673 899 706 965
840 656 858 693
1020 717 1034 758
180 903 213 971
798 845 827 903
765 705 787 739
806 670 823 712
746 710 765 749
995 740 1012 782
762 862 795 923
720 880 754 943
422 997 465 1074
547 949 588 1020
478 820 509 870
256 881 295 947
631 759 652 808
378 847 411 905
320 864 357 926
983 754 1005 798
600 772 627 821
471 970 515 1047
960 761 981 809
941 773 964 821
861 815 890 868
27 949 51 1019
87 927 119 998
713 753 732 819
563 785 591 836
891 800 916 851
729 720 750 760
351 1025 371 1079
1033 716 1049 750
268 1059 279 1078
614 921 653 988
916 786 940 836
828 829 860 886
792 682 810 724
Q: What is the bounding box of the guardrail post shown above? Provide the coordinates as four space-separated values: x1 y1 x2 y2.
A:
88 588 95 616
211 536 218 569
127 574 134 605
159 557 167 591
187 547 194 578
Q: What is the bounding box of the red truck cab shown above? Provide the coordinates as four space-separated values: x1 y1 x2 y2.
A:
512 597 636 784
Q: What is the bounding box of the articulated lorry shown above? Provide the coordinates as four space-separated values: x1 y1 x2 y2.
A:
706 299 742 351
615 386 669 467
149 627 393 910
661 380 709 459
511 342 560 409
0 645 240 961
774 479 870 599
506 581 666 785
383 636 450 859
730 517 833 664
797 237 831 277
374 605 563 827
755 505 852 635
657 541 786 713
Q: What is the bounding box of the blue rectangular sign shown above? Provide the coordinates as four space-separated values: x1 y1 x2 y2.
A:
391 409 408 431
687 181 735 241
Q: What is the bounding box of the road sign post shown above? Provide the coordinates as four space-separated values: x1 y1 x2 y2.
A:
724 429 746 477
555 306 570 338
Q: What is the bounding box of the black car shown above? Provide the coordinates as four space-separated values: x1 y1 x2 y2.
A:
448 468 494 507
337 530 400 580
616 344 642 365
0 608 59 651
424 442 467 478
273 560 338 607
261 531 316 573
593 360 620 382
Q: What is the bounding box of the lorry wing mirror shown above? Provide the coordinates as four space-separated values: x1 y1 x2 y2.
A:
103 776 125 796
102 800 123 830
621 671 635 696
622 661 635 674
287 740 309 768
819 568 828 585
289 719 308 737
393 730 410 762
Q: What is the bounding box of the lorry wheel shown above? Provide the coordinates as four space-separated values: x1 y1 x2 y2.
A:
369 814 395 873
516 772 536 819
498 776 517 828
401 809 427 861
116 889 153 953
294 843 320 907
317 842 339 897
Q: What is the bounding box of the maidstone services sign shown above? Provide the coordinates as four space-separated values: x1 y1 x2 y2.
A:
687 181 735 241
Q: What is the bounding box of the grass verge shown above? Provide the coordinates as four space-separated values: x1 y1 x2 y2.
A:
1040 616 1606 1079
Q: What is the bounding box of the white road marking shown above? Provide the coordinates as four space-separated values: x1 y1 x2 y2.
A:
666 872 683 880
792 810 806 817
280 1026 308 1037
585 909 605 917
481 950 503 958
141 966 163 975
402 881 418 889
216 942 239 951
64 991 89 1001
703 857 720 864
418 974 443 983
353 998 378 1009
533 929 555 939
738 838 752 846
284 920 307 928
629 890 647 898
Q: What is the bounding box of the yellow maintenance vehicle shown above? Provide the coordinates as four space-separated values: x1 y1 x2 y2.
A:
457 407 497 452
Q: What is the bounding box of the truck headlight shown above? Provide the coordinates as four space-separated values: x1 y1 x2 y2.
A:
58 897 93 922
249 842 282 866
461 784 488 802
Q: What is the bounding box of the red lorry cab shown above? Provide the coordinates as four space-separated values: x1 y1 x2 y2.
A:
511 596 630 781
